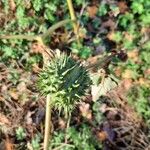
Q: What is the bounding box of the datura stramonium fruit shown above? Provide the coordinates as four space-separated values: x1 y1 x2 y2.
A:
37 53 91 116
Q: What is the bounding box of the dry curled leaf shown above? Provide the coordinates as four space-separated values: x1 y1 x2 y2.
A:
124 32 134 41
79 102 92 120
17 82 27 92
30 42 54 64
0 113 11 126
101 19 116 30
5 137 14 150
122 69 133 79
58 118 66 129
97 131 108 141
121 79 133 91
8 89 19 100
32 64 41 73
136 78 150 87
114 67 122 77
144 68 150 76
127 49 139 62
118 1 128 13
9 0 16 11
87 6 98 18
127 49 139 59
107 32 115 41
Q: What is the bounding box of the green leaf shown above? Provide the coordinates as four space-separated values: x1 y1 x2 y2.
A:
119 13 134 28
98 3 108 16
113 31 123 43
131 2 144 14
32 0 43 11
140 13 150 25
16 127 26 140
31 134 41 150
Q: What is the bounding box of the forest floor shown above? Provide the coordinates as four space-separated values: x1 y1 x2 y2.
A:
0 0 150 150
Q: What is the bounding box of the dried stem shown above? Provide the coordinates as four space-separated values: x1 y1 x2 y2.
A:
0 34 40 41
44 94 52 150
65 113 71 143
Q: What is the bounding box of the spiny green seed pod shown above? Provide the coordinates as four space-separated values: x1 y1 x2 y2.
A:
37 53 91 117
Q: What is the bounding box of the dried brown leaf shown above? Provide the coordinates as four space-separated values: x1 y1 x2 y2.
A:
87 6 98 18
32 64 42 73
17 82 27 92
58 118 66 129
97 131 108 141
122 69 133 79
79 102 92 120
118 1 128 13
121 79 133 91
9 0 16 11
136 78 150 87
8 89 19 100
0 113 11 126
127 49 139 62
5 137 14 150
144 68 150 76
107 32 115 41
114 67 122 77
101 19 116 30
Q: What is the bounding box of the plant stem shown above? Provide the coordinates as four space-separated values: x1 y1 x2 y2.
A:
0 34 40 41
65 113 71 143
67 0 80 45
0 19 74 44
52 143 74 150
44 94 52 150
41 19 73 41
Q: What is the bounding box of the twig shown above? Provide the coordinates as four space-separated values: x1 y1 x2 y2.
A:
79 2 88 17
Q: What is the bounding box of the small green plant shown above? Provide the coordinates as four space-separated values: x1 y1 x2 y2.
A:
7 69 20 85
37 53 91 149
128 86 150 126
16 126 26 141
51 124 102 150
119 13 134 28
71 42 92 59
131 1 144 14
92 100 104 125
31 133 42 150
124 60 140 80
97 3 108 16
38 53 91 116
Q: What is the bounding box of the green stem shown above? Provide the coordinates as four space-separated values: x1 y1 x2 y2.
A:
67 0 78 34
67 0 80 46
52 143 74 150
0 19 74 44
41 19 73 41
44 94 52 150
